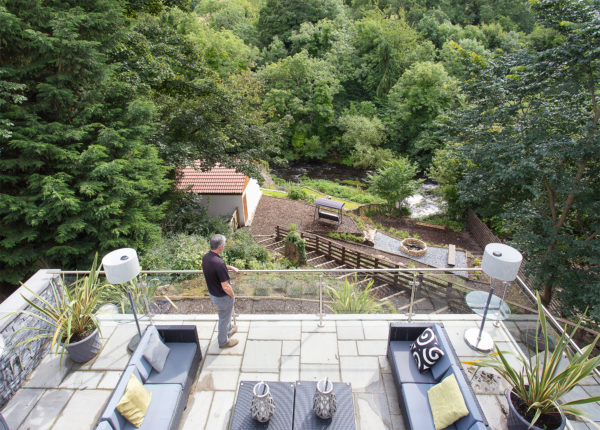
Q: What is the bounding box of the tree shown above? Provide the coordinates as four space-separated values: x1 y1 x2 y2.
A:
368 157 421 209
259 51 339 159
257 0 342 48
337 114 390 168
384 61 459 167
0 0 170 285
446 0 600 319
114 9 278 177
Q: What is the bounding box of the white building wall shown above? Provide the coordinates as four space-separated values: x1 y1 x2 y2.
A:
200 194 244 223
243 179 262 226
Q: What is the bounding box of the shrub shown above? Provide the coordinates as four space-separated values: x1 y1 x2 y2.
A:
162 191 231 237
223 230 272 269
141 233 209 270
327 232 363 243
288 186 308 201
327 275 383 314
283 224 307 265
254 286 270 296
287 285 303 298
301 179 384 204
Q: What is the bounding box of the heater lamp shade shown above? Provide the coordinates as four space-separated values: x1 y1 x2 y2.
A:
481 243 522 282
102 248 140 284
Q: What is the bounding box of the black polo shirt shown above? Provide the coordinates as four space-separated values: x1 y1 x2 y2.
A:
202 251 230 297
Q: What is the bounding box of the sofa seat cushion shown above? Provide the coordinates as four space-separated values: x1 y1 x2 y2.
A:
389 341 437 384
146 342 197 386
401 383 457 430
446 366 486 430
121 384 182 430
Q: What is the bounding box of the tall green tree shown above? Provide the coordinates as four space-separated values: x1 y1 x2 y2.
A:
446 0 600 320
257 0 343 48
369 157 421 209
0 0 170 285
114 9 277 176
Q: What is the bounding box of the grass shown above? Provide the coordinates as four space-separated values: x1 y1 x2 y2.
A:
262 185 364 210
418 215 465 232
301 179 384 205
262 189 287 198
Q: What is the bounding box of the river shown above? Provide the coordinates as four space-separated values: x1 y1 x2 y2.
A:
270 161 445 218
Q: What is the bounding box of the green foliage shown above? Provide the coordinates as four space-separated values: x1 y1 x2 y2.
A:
114 8 277 177
0 0 170 285
141 234 209 270
327 275 384 314
465 294 600 428
223 230 272 269
327 232 363 243
368 158 421 208
288 186 310 201
384 61 460 167
283 224 307 265
257 0 342 48
444 0 600 317
301 179 383 204
337 114 390 169
254 286 270 296
162 191 232 237
418 215 465 233
12 254 107 354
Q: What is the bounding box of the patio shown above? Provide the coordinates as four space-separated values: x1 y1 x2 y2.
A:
5 312 597 430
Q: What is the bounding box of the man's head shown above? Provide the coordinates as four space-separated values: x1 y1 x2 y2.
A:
210 234 227 253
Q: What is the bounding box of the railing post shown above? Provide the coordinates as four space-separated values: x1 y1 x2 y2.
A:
318 273 324 327
408 272 417 322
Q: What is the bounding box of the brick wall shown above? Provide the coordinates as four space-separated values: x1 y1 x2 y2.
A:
0 270 61 408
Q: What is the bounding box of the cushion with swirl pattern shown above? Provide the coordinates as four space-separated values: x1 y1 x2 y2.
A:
410 328 445 373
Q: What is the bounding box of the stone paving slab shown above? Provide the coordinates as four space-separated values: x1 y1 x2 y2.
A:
300 332 338 364
241 340 281 372
248 321 301 340
282 340 300 356
18 389 72 430
24 353 72 388
300 363 341 382
357 340 387 356
338 340 358 356
340 356 383 393
1 388 45 429
52 389 110 430
180 391 213 430
59 371 104 389
354 392 392 429
207 332 247 355
204 391 235 430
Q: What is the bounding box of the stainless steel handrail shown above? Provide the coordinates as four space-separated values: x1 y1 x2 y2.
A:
60 267 481 275
515 276 600 379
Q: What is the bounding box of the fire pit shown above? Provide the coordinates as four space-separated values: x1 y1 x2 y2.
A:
399 238 428 257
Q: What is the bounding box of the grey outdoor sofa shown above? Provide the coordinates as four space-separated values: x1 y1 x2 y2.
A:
387 322 489 430
95 325 202 430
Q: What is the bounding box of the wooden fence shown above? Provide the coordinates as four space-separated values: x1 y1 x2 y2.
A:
276 226 487 313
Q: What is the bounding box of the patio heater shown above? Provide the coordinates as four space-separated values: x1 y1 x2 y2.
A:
464 243 522 353
102 248 145 352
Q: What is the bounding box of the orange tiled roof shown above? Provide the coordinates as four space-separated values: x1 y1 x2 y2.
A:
176 162 249 194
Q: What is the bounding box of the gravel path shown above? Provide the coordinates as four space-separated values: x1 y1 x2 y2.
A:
374 231 468 276
248 195 360 236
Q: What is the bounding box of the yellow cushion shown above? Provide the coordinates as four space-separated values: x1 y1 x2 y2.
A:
427 373 469 430
116 374 152 428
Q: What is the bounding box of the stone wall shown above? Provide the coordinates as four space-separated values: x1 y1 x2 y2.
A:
0 269 61 408
466 208 500 248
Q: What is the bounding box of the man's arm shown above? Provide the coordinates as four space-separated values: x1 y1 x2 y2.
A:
221 280 235 298
226 265 239 273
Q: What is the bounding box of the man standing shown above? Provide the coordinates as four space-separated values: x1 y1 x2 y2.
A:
202 234 239 348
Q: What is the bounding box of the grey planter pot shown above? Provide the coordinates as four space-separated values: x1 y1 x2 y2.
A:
65 328 102 363
506 390 566 430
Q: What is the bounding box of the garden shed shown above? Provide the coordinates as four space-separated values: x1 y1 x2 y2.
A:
176 162 262 227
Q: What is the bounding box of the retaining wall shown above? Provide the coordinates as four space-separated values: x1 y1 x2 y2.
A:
0 269 60 408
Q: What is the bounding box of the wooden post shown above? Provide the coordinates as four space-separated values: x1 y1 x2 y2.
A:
276 225 280 240
374 258 379 268
394 264 400 288
341 247 346 265
328 241 332 257
356 253 361 268
316 235 320 253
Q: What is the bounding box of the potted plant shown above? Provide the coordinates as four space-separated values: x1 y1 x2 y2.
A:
14 253 107 363
465 293 600 430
